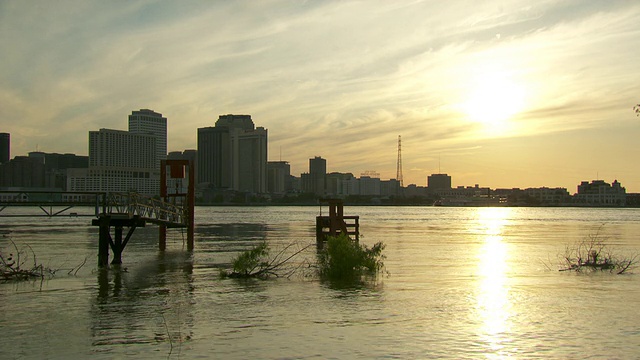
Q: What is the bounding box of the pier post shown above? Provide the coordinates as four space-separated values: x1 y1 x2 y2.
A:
111 226 123 265
98 216 110 267
159 224 167 251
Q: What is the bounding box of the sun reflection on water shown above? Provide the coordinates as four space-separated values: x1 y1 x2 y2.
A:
474 207 512 356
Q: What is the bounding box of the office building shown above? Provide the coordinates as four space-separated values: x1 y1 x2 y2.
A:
197 114 267 193
128 109 167 168
303 156 326 195
267 161 291 194
28 151 88 190
0 156 45 188
574 179 626 206
68 128 159 195
428 173 452 191
0 133 9 164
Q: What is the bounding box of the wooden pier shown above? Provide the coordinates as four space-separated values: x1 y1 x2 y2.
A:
316 199 359 243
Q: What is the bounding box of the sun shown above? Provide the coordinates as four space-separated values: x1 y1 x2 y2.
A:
461 72 525 133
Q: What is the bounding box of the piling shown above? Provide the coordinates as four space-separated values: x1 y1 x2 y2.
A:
316 199 359 244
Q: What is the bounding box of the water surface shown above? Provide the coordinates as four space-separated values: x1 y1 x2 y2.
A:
1 206 640 359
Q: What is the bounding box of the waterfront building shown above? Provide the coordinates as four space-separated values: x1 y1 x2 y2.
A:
524 187 571 205
359 176 381 196
128 109 167 169
302 156 326 195
380 179 401 197
68 128 159 195
574 180 626 206
197 114 267 193
0 156 45 188
326 172 354 196
267 161 290 194
28 152 88 190
427 173 452 191
0 132 9 164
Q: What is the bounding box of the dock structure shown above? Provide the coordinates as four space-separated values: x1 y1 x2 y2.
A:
316 199 359 243
93 159 195 267
1 160 195 267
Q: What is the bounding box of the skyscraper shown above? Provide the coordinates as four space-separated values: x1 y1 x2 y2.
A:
306 156 326 195
197 114 267 193
0 133 9 164
128 109 167 168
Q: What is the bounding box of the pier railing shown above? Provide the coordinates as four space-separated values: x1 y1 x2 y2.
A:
101 192 186 227
0 190 187 227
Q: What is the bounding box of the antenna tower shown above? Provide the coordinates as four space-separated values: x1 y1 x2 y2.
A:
396 135 404 187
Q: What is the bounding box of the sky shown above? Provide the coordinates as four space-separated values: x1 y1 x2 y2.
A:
1 0 639 192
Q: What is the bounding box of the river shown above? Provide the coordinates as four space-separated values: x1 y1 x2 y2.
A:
1 206 640 359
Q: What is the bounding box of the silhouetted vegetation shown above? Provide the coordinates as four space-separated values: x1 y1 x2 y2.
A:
219 241 312 279
317 234 386 282
219 233 387 283
1 238 49 281
559 227 638 274
1 236 86 281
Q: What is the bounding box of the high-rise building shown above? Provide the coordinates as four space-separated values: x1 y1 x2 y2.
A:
198 126 231 188
68 128 159 195
197 114 267 193
128 109 167 168
0 133 9 164
303 156 326 195
267 161 290 194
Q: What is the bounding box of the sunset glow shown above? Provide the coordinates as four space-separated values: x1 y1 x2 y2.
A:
1 1 639 191
462 71 526 135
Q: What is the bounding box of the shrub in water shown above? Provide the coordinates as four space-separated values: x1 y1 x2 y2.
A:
318 234 385 281
232 242 270 277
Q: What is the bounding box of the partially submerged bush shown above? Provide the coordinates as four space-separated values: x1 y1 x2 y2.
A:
1 237 86 282
220 241 311 279
560 228 638 274
317 234 385 281
1 238 47 281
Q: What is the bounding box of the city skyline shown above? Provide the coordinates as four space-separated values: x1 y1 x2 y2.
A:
2 1 639 191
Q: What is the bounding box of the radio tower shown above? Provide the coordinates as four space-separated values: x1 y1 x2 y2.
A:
396 135 404 187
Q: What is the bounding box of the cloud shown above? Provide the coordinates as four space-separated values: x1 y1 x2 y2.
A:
1 0 640 189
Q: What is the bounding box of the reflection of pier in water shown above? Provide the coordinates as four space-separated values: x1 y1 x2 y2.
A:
93 251 195 351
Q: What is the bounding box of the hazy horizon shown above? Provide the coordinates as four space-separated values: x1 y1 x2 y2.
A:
2 1 639 191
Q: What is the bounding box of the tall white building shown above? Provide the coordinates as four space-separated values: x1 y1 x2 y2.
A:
68 110 167 196
129 109 167 169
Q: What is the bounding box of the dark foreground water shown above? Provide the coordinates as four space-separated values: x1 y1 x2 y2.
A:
1 206 640 359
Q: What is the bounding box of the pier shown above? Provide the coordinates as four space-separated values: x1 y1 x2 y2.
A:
316 199 359 243
0 159 195 267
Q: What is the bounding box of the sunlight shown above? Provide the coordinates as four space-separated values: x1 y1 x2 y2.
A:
461 70 525 135
474 208 512 353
